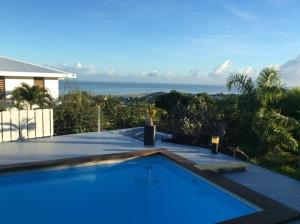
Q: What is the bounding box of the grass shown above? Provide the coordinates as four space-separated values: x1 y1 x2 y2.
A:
251 152 300 181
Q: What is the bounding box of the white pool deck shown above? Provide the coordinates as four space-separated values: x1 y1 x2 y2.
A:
0 128 300 216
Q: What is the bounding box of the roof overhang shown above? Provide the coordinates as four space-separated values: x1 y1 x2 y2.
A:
0 71 76 79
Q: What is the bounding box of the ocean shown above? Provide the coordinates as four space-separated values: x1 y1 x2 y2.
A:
59 80 229 96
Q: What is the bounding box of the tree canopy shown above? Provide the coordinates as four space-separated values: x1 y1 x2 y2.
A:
227 67 299 154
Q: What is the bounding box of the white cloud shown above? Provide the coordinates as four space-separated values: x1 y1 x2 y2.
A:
208 60 232 77
75 62 82 69
140 70 178 80
237 66 257 76
108 68 118 76
144 70 160 78
279 55 300 86
46 62 97 75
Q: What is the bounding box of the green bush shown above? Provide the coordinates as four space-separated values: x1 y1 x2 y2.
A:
280 87 300 122
54 91 98 135
55 92 150 135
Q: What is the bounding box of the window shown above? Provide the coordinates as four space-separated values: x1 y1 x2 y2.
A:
34 77 45 89
0 76 5 99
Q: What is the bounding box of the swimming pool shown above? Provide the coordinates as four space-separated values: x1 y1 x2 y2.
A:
0 149 298 224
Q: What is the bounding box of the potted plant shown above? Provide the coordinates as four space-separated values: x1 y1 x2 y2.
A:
144 104 157 145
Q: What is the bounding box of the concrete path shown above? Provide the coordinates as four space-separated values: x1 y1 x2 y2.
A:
0 129 299 217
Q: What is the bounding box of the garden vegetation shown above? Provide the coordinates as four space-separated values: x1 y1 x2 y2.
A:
4 68 300 180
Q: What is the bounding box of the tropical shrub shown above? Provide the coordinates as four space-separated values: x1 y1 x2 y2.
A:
54 91 98 135
280 87 300 122
227 67 299 155
95 96 148 130
155 91 194 135
10 83 53 109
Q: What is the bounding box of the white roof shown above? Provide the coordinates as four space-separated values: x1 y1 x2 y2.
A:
0 56 76 79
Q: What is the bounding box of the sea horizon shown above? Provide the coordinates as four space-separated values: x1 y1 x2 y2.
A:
59 80 230 96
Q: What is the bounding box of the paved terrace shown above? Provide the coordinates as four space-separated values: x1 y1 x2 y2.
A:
0 128 300 217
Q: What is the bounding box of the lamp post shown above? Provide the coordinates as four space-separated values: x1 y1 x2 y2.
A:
211 136 220 154
96 103 101 132
96 97 107 133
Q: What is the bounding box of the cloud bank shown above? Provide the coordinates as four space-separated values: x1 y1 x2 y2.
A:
279 55 300 86
45 55 300 86
45 62 97 75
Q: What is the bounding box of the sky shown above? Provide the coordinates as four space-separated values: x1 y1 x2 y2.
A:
1 0 300 85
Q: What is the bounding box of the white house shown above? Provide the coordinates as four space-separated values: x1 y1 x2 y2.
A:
0 56 76 99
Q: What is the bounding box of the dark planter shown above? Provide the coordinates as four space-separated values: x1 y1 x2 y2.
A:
211 143 219 154
144 125 156 146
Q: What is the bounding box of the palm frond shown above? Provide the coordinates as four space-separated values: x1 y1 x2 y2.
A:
10 83 54 109
256 68 284 107
257 67 282 88
226 73 255 95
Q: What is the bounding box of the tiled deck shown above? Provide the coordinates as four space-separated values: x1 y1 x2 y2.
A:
0 128 299 218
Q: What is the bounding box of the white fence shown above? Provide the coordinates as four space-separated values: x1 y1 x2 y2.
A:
0 109 53 142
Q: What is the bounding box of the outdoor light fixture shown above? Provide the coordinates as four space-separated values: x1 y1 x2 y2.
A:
211 136 220 154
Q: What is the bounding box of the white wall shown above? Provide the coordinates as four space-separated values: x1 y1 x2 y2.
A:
44 78 59 99
5 77 34 93
4 77 59 99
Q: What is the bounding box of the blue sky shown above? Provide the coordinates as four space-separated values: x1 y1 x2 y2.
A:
1 0 300 85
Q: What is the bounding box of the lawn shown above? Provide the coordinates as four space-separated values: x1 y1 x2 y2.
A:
251 152 300 181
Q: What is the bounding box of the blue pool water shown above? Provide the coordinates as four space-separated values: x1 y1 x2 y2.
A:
0 156 258 224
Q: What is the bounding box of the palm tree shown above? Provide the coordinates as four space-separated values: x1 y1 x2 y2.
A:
10 83 54 109
227 67 299 154
227 72 256 96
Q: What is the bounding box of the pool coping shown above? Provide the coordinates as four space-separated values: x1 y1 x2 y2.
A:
0 148 299 224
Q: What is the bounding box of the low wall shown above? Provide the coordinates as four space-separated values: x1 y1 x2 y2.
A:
0 109 53 142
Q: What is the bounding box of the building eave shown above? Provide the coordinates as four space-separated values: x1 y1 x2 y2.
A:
0 71 76 79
